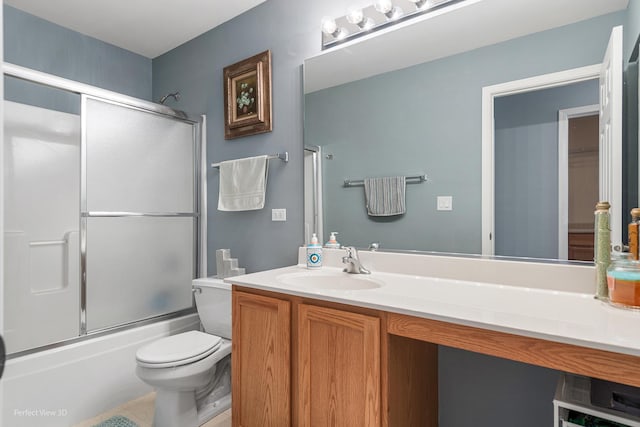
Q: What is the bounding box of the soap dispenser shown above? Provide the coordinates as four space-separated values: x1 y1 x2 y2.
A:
307 233 322 269
324 232 340 249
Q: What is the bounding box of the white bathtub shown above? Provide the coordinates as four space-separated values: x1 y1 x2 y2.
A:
1 314 200 427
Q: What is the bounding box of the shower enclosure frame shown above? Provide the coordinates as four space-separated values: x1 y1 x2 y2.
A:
3 62 206 357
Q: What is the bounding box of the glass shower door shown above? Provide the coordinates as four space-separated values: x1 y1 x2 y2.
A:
83 96 198 332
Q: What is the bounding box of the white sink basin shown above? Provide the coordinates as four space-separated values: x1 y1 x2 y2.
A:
277 270 384 290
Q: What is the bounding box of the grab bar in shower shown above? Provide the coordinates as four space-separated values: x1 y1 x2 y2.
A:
343 174 428 187
29 239 68 246
210 152 289 169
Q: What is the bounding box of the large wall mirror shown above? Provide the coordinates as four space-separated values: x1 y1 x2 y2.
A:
303 0 639 263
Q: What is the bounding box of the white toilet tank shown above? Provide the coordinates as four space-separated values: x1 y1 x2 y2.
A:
192 278 231 339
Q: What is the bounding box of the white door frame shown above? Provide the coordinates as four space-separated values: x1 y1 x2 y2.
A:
481 64 601 255
1 0 5 408
304 145 323 245
557 104 599 260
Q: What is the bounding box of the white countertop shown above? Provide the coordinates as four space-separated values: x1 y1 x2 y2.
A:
227 260 640 358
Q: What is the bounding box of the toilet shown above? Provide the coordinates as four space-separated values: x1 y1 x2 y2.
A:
136 278 232 427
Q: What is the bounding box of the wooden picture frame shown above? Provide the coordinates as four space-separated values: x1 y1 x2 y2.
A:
223 50 272 139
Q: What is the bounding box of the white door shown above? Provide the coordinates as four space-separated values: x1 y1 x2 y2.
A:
481 26 623 257
599 25 623 251
557 104 600 260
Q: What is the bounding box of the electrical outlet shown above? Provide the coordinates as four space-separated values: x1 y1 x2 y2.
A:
272 208 287 221
437 196 453 211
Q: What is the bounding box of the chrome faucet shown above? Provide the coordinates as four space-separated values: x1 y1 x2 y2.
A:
342 246 371 274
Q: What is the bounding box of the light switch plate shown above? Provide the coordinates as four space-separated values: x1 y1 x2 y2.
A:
437 196 453 211
272 208 287 221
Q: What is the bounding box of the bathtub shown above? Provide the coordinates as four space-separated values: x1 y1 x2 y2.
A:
2 314 200 427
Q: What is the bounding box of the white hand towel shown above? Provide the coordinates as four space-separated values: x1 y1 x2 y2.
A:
364 176 406 216
218 155 269 211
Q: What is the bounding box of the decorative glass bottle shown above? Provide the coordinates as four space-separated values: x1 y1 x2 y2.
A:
607 252 640 309
594 201 611 300
629 208 640 260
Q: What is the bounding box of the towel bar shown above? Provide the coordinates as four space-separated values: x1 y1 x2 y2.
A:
211 152 288 169
343 174 427 187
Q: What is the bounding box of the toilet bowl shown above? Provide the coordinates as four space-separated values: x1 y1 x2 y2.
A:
135 278 231 427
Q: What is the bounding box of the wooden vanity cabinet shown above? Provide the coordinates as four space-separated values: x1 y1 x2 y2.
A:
297 303 381 427
232 291 291 427
232 281 640 427
232 287 437 427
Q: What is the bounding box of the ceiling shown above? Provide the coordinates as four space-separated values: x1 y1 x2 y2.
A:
4 0 268 58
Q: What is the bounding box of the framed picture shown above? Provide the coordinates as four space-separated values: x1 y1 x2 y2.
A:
223 50 272 139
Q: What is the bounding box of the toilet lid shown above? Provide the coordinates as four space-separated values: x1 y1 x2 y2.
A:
136 330 222 368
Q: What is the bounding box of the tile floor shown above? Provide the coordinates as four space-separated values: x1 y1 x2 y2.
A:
73 393 231 427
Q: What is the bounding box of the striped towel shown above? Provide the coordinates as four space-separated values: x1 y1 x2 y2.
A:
364 176 406 216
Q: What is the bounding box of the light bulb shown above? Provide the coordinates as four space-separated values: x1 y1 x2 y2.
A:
321 16 348 40
374 0 393 14
321 16 338 35
374 0 402 20
346 6 375 29
407 0 428 10
346 7 364 25
362 17 375 30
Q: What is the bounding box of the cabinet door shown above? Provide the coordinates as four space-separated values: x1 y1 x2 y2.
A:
298 304 380 427
232 291 291 427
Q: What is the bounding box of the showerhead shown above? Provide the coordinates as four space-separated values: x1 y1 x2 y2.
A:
159 91 180 105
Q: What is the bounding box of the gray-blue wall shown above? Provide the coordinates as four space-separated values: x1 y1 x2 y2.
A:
153 0 327 273
306 12 623 255
439 346 560 427
4 5 152 102
626 0 640 61
494 80 599 259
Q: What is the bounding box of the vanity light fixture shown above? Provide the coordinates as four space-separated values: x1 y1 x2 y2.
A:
321 0 463 50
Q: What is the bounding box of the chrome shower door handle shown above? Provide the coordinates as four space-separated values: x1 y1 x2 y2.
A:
0 334 5 379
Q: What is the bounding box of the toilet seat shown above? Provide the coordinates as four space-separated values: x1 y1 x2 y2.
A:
136 330 222 369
